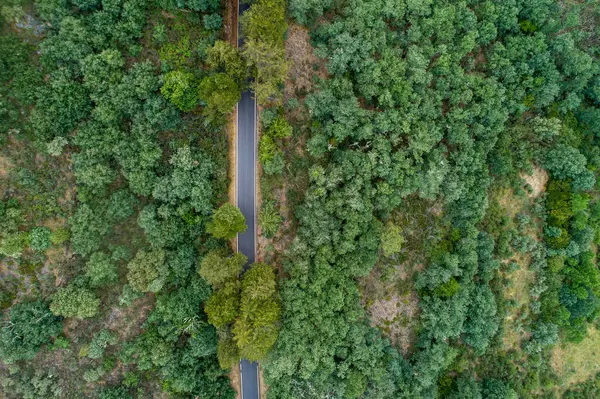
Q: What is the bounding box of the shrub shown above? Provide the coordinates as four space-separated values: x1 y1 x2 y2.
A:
50 227 70 245
85 251 118 287
50 285 100 319
259 201 282 237
160 70 199 111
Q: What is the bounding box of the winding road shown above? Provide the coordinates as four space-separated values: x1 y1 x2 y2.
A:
236 1 260 398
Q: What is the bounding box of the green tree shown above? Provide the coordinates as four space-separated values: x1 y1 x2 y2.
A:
206 40 247 84
127 249 167 293
207 203 247 240
240 0 287 105
87 329 118 359
160 70 199 111
0 301 63 363
545 145 595 191
199 249 247 287
50 285 100 319
85 251 118 287
198 73 241 121
233 263 281 361
217 332 240 369
29 227 51 251
205 281 240 328
380 222 405 257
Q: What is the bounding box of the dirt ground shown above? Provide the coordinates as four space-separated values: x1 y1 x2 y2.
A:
284 24 318 97
229 365 242 399
367 291 420 355
521 167 548 198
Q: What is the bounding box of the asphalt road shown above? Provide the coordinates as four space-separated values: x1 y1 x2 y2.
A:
237 2 260 397
237 89 260 399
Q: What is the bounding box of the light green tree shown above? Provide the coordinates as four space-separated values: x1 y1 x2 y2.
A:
127 249 167 293
50 285 100 319
207 203 247 240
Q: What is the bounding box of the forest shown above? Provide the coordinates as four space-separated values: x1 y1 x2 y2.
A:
1 0 600 398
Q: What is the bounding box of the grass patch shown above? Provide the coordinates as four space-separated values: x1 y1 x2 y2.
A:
552 326 600 390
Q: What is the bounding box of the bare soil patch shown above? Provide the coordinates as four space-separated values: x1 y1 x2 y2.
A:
229 364 241 399
0 155 13 178
284 24 318 97
521 167 548 198
367 291 419 355
106 294 155 342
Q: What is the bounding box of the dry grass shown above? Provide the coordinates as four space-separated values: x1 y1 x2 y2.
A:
229 364 242 399
106 294 155 342
501 253 535 350
259 366 268 399
0 154 13 178
361 262 423 356
552 326 600 390
366 291 419 355
497 187 526 220
227 109 238 252
223 0 237 47
284 24 319 98
521 167 548 199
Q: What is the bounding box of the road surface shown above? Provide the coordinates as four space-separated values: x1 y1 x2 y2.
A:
236 1 260 398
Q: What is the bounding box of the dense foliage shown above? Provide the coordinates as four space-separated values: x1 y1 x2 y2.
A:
0 0 244 396
256 0 600 398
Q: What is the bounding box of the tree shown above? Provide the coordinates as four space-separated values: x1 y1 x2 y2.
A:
160 70 199 111
233 263 281 361
242 39 288 105
205 281 240 328
463 285 499 354
380 222 404 257
217 333 240 369
85 251 118 287
87 329 118 359
151 145 213 215
545 144 595 191
50 285 100 319
240 0 288 105
206 40 247 84
127 249 167 293
198 73 241 121
199 249 247 287
207 203 247 240
0 301 63 363
29 226 52 251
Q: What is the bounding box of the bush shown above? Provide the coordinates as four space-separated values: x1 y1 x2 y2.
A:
99 386 133 399
259 201 282 237
0 231 29 258
85 251 118 287
263 152 285 176
50 285 100 319
50 227 70 245
160 70 199 111
88 329 118 359
381 222 405 257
